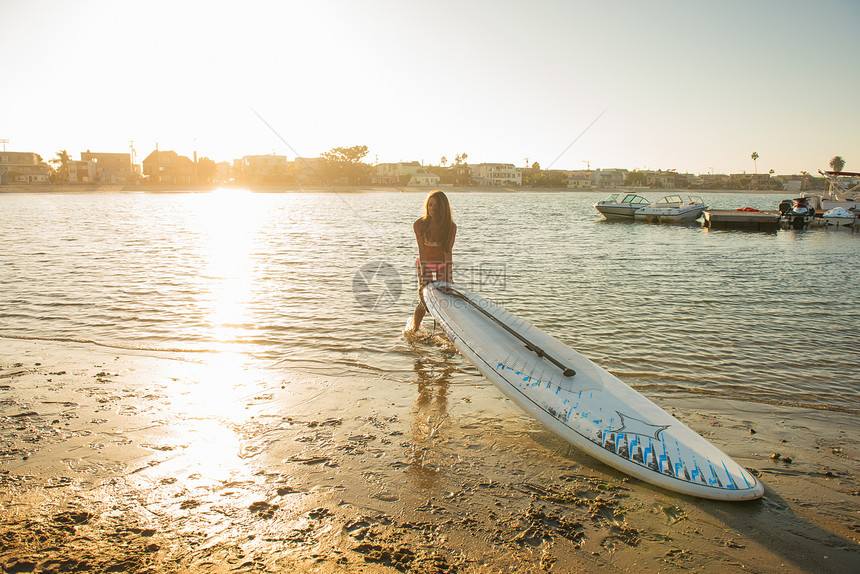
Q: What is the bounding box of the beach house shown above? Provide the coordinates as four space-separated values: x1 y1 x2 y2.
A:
142 149 196 185
80 151 137 183
471 163 522 186
0 151 51 184
372 162 423 185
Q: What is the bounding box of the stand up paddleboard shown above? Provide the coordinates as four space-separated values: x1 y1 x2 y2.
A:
422 282 763 501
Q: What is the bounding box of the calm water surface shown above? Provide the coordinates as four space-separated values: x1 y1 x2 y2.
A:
1 190 858 412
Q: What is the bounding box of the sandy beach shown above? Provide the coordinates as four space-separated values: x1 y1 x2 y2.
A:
1 338 857 573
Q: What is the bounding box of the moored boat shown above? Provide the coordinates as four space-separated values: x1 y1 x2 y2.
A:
779 197 816 229
803 171 860 212
705 197 857 231
818 207 858 227
594 193 651 220
634 195 708 223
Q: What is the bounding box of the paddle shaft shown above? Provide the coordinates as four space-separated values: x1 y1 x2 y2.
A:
434 284 576 377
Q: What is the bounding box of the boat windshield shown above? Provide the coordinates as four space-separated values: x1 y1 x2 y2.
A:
656 195 683 205
819 170 860 200
621 194 649 204
603 193 619 203
689 196 704 204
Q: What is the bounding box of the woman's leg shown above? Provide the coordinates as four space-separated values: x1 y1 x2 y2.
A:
409 265 449 332
409 260 429 332
411 301 426 331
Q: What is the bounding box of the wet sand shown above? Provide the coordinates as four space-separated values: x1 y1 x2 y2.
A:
1 338 858 573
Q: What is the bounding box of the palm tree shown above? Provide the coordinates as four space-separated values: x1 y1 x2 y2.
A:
440 156 447 167
51 150 70 168
830 156 845 172
751 152 759 174
49 150 70 183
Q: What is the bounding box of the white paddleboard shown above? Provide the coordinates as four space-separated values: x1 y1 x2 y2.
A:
422 282 764 501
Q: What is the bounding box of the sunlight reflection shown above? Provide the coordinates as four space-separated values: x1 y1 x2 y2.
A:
180 417 242 475
409 354 455 489
154 353 263 484
153 192 272 488
167 352 254 422
196 191 264 350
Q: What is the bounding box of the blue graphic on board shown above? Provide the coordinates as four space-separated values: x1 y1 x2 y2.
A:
608 412 670 441
429 282 763 500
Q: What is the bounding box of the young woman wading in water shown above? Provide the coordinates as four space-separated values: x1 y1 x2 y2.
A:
407 190 456 332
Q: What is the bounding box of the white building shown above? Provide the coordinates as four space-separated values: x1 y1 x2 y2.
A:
591 169 627 188
294 157 325 185
471 163 522 186
567 171 592 189
641 170 675 189
238 154 289 181
408 172 440 186
68 159 96 183
215 161 232 182
372 162 423 185
81 151 136 183
0 151 51 184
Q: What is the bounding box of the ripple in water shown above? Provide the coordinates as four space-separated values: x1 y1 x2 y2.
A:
0 190 858 413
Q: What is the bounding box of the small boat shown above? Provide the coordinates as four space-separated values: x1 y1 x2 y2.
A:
803 171 860 212
594 193 650 220
778 197 816 229
818 207 858 227
634 195 708 223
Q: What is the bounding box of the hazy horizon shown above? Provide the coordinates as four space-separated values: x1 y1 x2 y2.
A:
2 0 858 176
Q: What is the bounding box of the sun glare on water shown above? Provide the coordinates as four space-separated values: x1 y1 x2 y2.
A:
196 190 265 351
153 192 276 480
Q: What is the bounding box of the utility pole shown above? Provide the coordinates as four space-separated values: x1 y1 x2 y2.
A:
582 160 590 170
0 139 8 152
129 140 139 180
128 140 137 170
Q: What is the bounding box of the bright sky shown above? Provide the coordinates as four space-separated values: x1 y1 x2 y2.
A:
2 0 858 175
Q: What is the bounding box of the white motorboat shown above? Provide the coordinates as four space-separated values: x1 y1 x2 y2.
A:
594 193 651 220
634 195 708 223
803 171 860 212
818 207 858 227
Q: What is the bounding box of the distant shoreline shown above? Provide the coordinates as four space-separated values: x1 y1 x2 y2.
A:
0 183 794 195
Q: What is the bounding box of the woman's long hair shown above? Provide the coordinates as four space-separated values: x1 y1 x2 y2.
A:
418 190 455 252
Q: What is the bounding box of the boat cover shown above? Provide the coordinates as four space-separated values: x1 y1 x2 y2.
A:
823 207 855 217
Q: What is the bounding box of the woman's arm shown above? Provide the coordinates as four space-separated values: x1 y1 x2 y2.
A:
445 223 456 261
413 219 426 259
442 223 456 283
414 219 433 285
